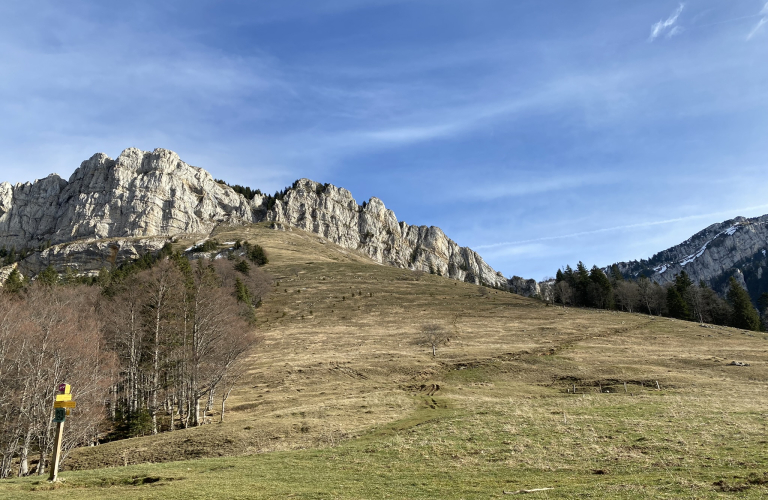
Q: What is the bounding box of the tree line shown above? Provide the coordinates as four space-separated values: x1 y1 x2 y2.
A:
0 245 270 478
214 177 301 210
551 263 764 331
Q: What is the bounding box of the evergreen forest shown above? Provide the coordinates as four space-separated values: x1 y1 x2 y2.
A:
552 263 765 331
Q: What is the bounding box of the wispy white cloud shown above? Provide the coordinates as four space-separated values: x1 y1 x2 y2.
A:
666 25 683 38
475 203 768 250
462 173 620 201
747 3 768 40
650 4 684 41
748 18 768 39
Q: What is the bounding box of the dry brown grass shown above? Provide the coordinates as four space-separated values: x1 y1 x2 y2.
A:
64 222 768 487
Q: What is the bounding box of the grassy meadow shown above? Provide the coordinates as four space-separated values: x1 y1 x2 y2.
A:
2 223 767 498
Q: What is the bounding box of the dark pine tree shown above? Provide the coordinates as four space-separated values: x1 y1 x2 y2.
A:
234 260 251 275
589 266 613 309
610 264 624 283
575 262 590 306
759 292 768 330
727 277 760 331
667 286 690 320
563 265 574 285
3 268 24 293
235 278 253 305
36 265 59 286
674 271 693 295
246 244 268 266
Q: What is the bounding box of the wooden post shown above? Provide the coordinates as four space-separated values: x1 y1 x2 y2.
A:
656 381 661 391
48 420 64 482
49 383 75 482
624 382 628 393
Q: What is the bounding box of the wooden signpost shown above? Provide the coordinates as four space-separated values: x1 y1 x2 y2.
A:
49 383 76 482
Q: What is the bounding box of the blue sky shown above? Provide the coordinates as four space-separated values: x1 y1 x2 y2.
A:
1 1 766 280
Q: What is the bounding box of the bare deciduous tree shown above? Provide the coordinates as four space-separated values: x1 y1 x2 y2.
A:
420 323 451 357
0 253 267 475
0 285 115 478
614 281 640 313
554 281 573 308
685 285 705 324
637 276 653 315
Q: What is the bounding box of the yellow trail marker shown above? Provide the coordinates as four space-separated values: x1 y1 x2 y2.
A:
49 382 73 482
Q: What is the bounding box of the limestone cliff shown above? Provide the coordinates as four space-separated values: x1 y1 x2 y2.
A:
0 148 510 288
266 179 505 287
0 148 256 250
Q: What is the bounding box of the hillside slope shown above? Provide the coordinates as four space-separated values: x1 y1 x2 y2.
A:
0 223 763 498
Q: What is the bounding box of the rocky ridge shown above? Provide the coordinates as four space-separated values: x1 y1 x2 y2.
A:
609 215 768 303
1 148 520 291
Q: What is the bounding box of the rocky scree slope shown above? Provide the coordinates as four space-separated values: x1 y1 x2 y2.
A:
609 215 768 304
0 148 525 291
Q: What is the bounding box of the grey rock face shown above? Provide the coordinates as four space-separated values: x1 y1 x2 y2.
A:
508 276 542 297
1 148 515 290
16 237 170 278
0 148 257 250
610 216 768 301
268 179 507 287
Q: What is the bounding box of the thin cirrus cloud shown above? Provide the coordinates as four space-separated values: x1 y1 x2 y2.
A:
746 2 768 40
649 3 685 41
475 203 768 253
462 173 620 202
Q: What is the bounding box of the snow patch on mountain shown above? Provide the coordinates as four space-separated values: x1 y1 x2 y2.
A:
676 224 741 268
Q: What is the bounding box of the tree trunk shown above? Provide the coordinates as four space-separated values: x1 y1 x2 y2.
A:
36 448 45 476
194 395 201 426
18 428 32 476
151 290 163 435
206 388 215 413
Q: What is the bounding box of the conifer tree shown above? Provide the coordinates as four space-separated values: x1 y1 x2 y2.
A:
244 243 268 266
667 286 689 320
97 267 111 288
235 278 252 305
759 292 768 330
610 264 624 283
575 262 590 306
234 260 250 275
589 265 613 309
36 265 59 286
674 271 693 295
727 277 760 331
563 265 575 287
3 268 24 293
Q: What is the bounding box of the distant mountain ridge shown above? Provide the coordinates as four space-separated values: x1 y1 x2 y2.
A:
609 215 768 304
1 148 539 292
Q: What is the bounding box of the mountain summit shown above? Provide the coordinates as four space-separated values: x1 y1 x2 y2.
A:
610 215 768 304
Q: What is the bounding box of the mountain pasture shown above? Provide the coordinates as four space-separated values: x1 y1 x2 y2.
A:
2 224 767 498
